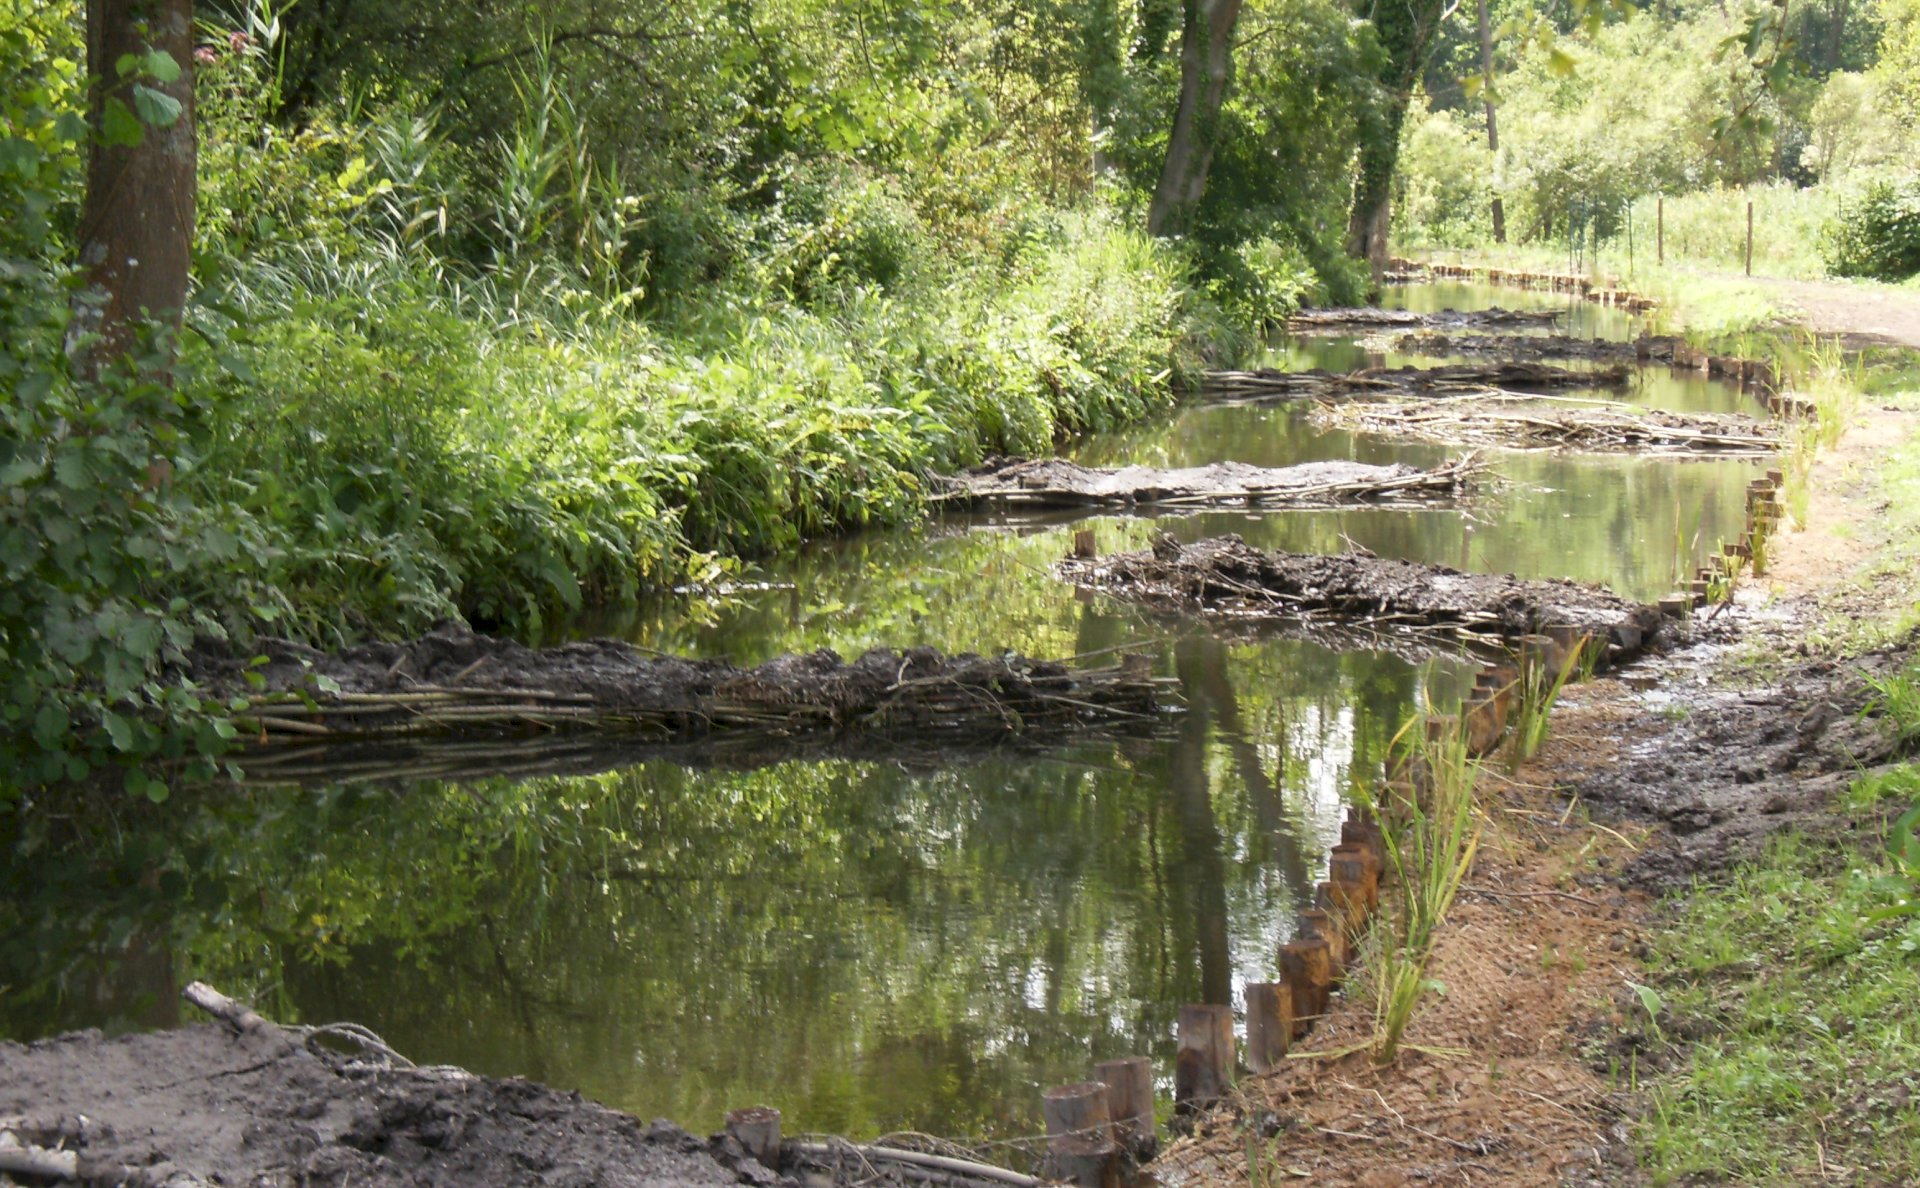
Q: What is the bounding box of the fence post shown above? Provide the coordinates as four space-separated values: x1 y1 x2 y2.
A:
1745 200 1754 277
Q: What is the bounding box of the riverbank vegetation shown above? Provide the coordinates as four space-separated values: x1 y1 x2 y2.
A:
0 0 1410 792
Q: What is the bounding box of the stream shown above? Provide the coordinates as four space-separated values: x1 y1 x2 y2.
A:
0 283 1764 1145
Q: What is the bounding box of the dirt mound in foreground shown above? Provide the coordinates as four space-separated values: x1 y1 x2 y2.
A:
0 1023 781 1187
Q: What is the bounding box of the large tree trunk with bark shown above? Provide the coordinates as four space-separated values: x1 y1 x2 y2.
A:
1346 0 1452 279
1477 0 1505 243
1146 0 1244 238
69 0 196 382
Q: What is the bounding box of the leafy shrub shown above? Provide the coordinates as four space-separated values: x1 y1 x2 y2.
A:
1823 176 1920 281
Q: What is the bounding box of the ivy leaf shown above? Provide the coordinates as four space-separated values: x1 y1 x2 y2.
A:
132 84 184 128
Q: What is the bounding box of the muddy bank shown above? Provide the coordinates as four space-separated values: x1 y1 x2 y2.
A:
192 624 1166 747
1314 395 1780 455
0 986 1041 1188
1562 645 1909 888
1200 359 1628 403
934 455 1478 510
0 1020 775 1187
1058 535 1668 664
1284 306 1565 334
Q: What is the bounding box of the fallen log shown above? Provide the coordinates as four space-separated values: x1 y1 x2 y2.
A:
1200 360 1629 402
193 624 1168 747
1057 535 1666 665
1312 393 1779 455
1284 306 1564 334
934 455 1480 510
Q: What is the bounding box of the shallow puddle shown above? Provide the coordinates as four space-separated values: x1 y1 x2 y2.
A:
0 283 1764 1143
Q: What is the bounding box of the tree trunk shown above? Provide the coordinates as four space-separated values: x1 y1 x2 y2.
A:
1146 0 1244 238
1346 0 1451 279
1345 120 1403 279
1477 0 1505 243
69 0 196 382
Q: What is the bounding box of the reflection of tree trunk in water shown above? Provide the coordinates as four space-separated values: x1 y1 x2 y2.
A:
1170 641 1232 1007
1187 640 1314 893
482 916 552 1083
1147 797 1170 989
99 913 180 1031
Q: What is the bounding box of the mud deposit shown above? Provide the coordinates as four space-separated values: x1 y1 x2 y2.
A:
0 1024 777 1188
192 623 1163 745
936 455 1476 509
1566 646 1910 888
1389 331 1682 363
1285 306 1564 333
1200 359 1628 402
1060 535 1668 663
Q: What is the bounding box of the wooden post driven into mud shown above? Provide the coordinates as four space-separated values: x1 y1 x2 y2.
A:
1277 937 1332 1037
1042 1082 1121 1187
1095 1056 1156 1159
1244 982 1293 1073
1174 1004 1235 1114
1745 201 1754 277
725 1107 782 1167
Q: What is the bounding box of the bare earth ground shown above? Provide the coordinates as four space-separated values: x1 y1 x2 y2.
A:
1150 398 1920 1185
1756 278 1920 351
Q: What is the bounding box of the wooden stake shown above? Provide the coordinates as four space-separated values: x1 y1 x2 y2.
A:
1095 1056 1157 1160
1042 1082 1120 1188
725 1106 783 1168
1745 200 1754 277
1244 982 1293 1073
1072 528 1098 560
1299 907 1348 976
1174 1004 1235 1113
1278 938 1332 1036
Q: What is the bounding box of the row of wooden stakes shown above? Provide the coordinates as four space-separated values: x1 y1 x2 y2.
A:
1019 801 1392 1187
1671 469 1785 613
1395 259 1658 315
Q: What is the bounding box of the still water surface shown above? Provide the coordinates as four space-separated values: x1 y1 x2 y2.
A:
0 284 1763 1142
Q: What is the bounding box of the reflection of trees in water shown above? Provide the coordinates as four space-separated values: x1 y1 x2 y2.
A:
0 630 1427 1140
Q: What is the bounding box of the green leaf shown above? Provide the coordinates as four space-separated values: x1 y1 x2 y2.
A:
115 52 140 78
1627 980 1664 1020
132 84 183 128
102 709 134 752
0 137 40 179
143 49 182 83
101 98 144 147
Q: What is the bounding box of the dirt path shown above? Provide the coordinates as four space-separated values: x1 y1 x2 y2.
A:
1751 276 1920 349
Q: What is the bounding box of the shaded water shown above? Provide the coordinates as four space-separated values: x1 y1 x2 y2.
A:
0 284 1763 1144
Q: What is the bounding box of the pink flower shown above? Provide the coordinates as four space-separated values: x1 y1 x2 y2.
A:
229 31 251 53
194 46 217 65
